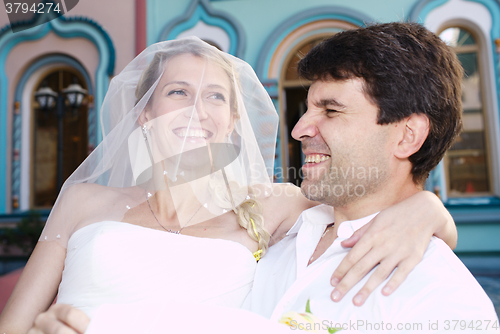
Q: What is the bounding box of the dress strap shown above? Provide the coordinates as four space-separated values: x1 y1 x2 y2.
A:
250 218 262 262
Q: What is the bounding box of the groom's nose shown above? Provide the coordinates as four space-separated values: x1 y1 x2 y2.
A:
292 109 319 141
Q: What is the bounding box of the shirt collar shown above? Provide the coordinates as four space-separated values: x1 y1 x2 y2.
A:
336 212 379 239
288 205 380 239
286 204 335 236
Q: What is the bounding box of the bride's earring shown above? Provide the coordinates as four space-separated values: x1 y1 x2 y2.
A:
225 131 233 143
141 125 155 166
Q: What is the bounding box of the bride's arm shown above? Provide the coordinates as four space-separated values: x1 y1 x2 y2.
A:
27 304 89 334
28 302 294 334
261 183 317 245
0 241 65 334
0 184 106 334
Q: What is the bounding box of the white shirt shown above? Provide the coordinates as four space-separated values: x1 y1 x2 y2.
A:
246 205 500 333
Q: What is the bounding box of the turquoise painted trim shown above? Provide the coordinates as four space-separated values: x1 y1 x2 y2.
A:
0 24 48 213
264 27 347 80
256 6 374 80
49 18 114 143
0 15 115 76
0 3 61 35
261 79 278 99
469 0 500 40
446 197 500 207
168 6 238 54
158 0 245 57
409 0 448 23
455 223 500 252
468 0 500 137
448 203 500 224
11 55 93 213
0 16 115 213
457 251 500 256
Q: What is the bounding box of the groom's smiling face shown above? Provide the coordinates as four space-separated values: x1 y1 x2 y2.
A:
291 77 391 207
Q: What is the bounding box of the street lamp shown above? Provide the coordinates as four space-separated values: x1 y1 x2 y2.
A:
63 79 88 109
33 85 57 109
34 79 87 191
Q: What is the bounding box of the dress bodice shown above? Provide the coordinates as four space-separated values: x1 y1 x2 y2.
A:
57 221 257 317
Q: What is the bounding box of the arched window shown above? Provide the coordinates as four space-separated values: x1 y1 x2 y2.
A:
32 68 89 207
439 27 492 197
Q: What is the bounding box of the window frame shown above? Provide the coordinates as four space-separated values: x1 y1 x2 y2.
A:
30 66 89 209
438 23 499 200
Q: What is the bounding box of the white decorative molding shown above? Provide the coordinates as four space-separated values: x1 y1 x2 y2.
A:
426 0 491 34
177 20 230 53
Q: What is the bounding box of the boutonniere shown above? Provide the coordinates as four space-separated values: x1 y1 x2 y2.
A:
278 299 340 333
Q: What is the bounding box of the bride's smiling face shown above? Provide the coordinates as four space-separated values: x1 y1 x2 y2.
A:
143 53 235 161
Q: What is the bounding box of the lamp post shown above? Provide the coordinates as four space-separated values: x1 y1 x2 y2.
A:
34 79 87 191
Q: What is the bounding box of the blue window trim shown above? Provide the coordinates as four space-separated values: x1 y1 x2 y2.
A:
11 55 93 213
255 6 373 81
446 201 500 225
411 0 500 79
158 0 245 57
0 15 115 213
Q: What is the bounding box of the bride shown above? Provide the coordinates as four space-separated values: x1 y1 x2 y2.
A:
0 37 456 334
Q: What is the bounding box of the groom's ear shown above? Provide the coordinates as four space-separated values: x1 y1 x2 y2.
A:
394 113 430 159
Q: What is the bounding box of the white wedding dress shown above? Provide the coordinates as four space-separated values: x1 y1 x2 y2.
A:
55 221 326 333
56 221 257 318
56 221 298 333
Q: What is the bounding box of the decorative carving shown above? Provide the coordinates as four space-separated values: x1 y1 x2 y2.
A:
12 195 19 209
14 101 20 114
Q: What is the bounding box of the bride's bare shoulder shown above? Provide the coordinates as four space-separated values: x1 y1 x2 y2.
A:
257 183 318 235
61 183 120 199
57 183 140 213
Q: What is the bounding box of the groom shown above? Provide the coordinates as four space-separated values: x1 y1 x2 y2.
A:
246 22 499 331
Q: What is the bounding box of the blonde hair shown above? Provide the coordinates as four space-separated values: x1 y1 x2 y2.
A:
236 196 270 256
208 176 270 257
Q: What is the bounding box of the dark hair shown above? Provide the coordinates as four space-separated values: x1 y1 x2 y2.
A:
298 22 463 185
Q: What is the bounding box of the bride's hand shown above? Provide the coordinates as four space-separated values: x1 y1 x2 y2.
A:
329 190 456 306
28 304 89 334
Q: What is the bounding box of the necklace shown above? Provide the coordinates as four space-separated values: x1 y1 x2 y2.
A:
145 191 203 234
309 222 335 264
321 222 335 237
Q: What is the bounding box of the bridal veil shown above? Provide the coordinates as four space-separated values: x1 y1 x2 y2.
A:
39 37 279 251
